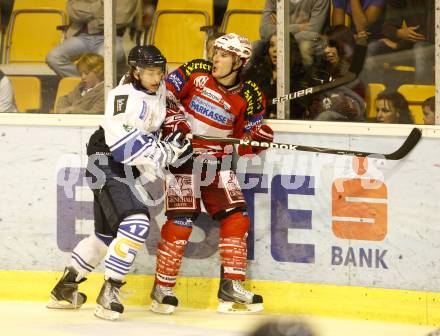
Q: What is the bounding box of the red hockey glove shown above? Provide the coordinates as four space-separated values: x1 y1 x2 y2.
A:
238 124 274 156
250 124 274 142
162 108 191 138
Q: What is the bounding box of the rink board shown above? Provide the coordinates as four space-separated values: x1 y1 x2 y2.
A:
1 121 440 324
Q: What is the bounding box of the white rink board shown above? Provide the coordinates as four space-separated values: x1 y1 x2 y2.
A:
1 125 440 292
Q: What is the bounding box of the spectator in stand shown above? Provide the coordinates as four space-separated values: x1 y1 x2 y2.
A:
259 0 329 67
366 0 435 84
307 87 366 122
332 0 386 40
375 89 413 124
46 0 138 77
322 26 355 76
304 26 366 122
140 0 158 39
321 25 365 95
0 0 14 32
55 53 105 114
242 34 277 119
0 70 18 113
422 96 435 125
244 33 308 119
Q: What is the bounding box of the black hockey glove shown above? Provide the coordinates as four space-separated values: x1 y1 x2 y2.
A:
159 130 193 167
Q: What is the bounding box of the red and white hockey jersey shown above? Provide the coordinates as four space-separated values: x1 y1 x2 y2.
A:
166 59 266 156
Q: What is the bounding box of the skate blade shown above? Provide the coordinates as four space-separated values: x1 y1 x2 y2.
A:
217 301 264 314
150 300 176 315
94 305 120 321
46 297 82 309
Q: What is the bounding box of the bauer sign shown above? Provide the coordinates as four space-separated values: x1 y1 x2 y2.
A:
271 88 314 105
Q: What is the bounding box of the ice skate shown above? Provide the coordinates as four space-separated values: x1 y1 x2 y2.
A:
150 283 178 314
47 266 87 309
428 329 440 336
217 278 264 314
94 278 125 321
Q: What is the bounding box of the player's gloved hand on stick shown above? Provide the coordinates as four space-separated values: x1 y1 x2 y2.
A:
162 108 191 137
160 130 193 167
250 124 274 142
238 124 274 156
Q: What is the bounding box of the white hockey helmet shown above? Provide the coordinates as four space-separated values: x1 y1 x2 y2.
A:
213 33 252 66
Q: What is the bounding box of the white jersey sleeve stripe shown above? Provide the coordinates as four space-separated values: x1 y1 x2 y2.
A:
108 129 139 151
111 133 156 163
121 141 156 164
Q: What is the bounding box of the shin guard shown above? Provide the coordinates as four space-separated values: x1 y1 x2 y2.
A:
155 218 193 286
219 211 250 280
104 214 150 281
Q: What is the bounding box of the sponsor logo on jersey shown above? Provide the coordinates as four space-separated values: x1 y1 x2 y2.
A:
189 96 233 126
242 80 263 116
139 101 148 120
194 75 209 89
244 115 263 131
167 72 184 92
184 61 212 77
157 274 177 282
123 124 133 132
201 87 223 103
201 87 232 111
114 95 128 115
173 218 193 227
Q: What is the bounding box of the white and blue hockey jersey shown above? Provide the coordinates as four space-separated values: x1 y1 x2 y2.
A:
102 82 167 179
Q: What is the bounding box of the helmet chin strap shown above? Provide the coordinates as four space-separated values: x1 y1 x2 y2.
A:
217 67 237 80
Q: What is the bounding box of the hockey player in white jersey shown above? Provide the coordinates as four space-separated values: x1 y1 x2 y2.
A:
47 45 192 321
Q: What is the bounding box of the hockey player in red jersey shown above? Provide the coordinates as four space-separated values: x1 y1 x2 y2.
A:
150 33 274 314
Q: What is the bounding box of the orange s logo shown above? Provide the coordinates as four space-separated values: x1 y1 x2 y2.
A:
332 158 388 241
332 179 388 241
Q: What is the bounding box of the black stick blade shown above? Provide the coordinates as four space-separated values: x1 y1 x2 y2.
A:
384 127 422 160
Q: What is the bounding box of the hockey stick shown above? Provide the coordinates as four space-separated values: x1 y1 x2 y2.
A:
270 40 367 106
192 128 422 160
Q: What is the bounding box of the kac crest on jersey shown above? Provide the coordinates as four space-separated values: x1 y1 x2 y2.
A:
194 75 209 89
